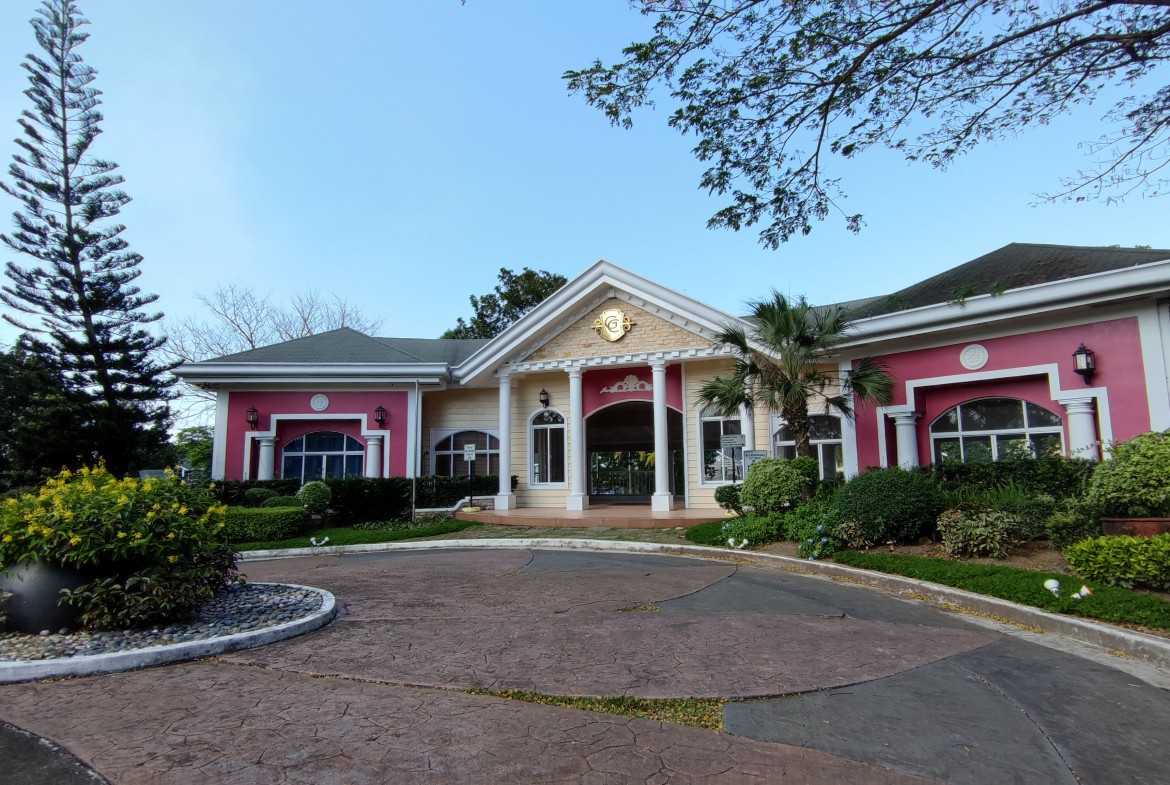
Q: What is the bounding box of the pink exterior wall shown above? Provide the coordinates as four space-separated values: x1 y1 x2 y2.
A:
853 317 1150 470
224 391 408 480
582 365 684 417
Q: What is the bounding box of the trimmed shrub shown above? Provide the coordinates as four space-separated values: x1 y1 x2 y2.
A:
222 507 305 543
326 477 411 523
1088 431 1170 517
931 456 1095 500
0 466 237 630
212 479 300 506
297 481 332 517
1045 498 1102 549
1066 534 1170 590
741 458 805 514
244 487 278 506
721 513 785 547
714 484 744 516
833 467 945 544
785 498 843 559
684 520 728 547
936 506 1020 558
261 495 302 508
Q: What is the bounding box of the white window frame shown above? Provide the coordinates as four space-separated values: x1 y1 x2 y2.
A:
281 431 365 484
929 397 1065 463
699 403 743 485
429 428 501 477
528 409 567 488
771 414 845 480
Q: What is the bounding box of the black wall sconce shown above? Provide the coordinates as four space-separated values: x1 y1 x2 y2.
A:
246 406 259 430
374 405 387 426
1072 344 1096 385
539 388 550 408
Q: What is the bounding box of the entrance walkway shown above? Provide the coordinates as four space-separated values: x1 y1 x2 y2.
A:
2 548 1168 784
457 504 725 528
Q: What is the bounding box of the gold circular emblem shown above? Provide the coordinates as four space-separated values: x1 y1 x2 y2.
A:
593 308 633 342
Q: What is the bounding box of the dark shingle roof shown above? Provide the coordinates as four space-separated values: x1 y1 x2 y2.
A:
206 327 489 365
844 243 1170 319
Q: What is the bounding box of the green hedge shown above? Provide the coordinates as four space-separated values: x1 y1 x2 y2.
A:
223 507 306 543
1065 534 1170 590
930 456 1095 500
833 467 944 544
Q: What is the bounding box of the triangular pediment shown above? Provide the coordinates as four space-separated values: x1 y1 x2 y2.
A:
454 261 740 385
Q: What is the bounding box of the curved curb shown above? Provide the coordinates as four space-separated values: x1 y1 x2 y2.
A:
0 583 336 685
242 538 1170 670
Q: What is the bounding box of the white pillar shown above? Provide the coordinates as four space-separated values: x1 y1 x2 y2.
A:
892 413 921 469
651 360 674 511
740 403 756 451
566 366 589 511
365 435 383 478
258 437 276 481
496 373 516 510
1062 397 1101 461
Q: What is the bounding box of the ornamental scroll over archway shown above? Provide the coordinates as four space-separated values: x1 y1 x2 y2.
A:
600 374 652 394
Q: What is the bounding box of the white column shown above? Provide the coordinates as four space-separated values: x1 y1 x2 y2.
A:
566 366 589 511
257 437 276 481
1062 397 1101 461
892 413 921 469
496 373 516 510
365 435 383 478
740 403 756 451
651 360 674 511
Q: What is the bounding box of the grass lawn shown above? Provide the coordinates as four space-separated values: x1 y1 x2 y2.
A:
235 519 475 551
833 550 1170 632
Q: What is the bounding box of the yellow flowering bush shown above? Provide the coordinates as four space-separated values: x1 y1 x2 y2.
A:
0 466 239 629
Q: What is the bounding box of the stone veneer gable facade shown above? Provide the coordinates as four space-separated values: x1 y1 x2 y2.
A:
525 299 715 362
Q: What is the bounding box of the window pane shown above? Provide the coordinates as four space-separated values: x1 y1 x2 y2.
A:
819 444 840 478
774 424 794 442
345 455 364 476
996 437 1030 461
284 436 304 452
548 428 565 482
1025 402 1062 427
1031 433 1064 458
934 438 962 463
345 435 363 451
931 408 959 433
533 411 564 425
436 435 453 450
809 416 841 440
282 456 303 482
534 430 550 483
702 420 722 447
488 453 499 476
488 435 500 449
962 436 994 463
303 454 324 479
776 445 796 460
306 432 345 452
325 455 345 478
962 399 1024 431
436 455 452 476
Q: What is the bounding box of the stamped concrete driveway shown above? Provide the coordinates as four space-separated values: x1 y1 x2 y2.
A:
2 548 1168 784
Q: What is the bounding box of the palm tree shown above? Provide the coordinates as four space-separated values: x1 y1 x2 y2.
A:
697 292 894 460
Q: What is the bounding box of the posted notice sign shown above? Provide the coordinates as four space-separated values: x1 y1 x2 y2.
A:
720 433 747 449
463 444 477 462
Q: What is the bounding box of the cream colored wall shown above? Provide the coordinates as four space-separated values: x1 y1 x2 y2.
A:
512 374 570 508
420 387 499 473
526 299 714 361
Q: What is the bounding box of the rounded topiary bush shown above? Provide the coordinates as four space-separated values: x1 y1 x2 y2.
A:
741 458 805 514
833 467 944 544
0 466 237 630
714 484 744 515
297 480 332 517
1088 430 1170 517
243 487 278 506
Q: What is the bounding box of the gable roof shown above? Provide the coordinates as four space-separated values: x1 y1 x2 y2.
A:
201 328 489 365
848 243 1170 319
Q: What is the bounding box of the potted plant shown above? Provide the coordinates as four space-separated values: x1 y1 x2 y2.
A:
1089 431 1170 536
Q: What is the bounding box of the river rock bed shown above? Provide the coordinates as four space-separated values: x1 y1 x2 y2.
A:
0 583 323 662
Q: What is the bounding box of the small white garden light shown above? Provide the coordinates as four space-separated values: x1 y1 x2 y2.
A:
1073 585 1093 600
310 536 330 547
1043 578 1061 597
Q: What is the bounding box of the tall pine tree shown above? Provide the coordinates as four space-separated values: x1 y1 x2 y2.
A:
1 0 174 477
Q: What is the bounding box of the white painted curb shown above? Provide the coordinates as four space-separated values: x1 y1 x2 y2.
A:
242 538 1170 670
0 583 336 685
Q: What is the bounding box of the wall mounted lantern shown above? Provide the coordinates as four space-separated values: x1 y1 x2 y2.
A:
374 405 387 426
1072 344 1096 385
539 388 550 408
246 406 259 430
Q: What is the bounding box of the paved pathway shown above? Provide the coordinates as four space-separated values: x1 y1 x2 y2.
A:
1 548 1168 784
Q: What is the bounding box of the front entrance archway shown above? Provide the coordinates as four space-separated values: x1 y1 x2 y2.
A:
585 401 683 504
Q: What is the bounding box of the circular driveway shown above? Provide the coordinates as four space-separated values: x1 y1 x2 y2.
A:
2 547 1168 784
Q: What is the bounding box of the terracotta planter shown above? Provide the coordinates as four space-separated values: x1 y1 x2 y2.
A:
0 562 91 634
1100 518 1170 537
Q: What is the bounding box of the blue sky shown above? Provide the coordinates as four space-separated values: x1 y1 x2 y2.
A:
1 0 1167 349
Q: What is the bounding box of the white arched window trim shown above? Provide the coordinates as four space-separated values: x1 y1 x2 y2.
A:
429 428 501 477
242 413 389 480
528 408 567 488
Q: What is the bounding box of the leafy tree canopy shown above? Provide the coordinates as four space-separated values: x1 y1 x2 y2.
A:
442 267 568 339
566 0 1170 247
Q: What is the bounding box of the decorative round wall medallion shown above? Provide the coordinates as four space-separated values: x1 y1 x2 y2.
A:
959 344 989 370
309 394 330 411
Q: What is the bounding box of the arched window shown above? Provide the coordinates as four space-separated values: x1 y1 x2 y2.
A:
432 430 500 476
930 398 1063 463
700 403 743 483
282 432 364 483
530 410 566 485
774 415 843 479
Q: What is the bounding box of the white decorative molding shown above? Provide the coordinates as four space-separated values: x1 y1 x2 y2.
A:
959 344 989 370
600 374 652 394
241 413 389 480
309 394 330 411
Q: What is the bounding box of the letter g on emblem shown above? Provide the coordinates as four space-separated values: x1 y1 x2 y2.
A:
593 308 633 342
